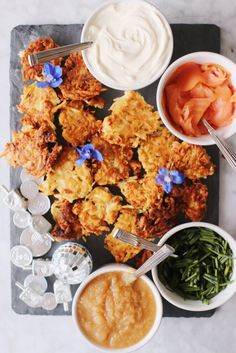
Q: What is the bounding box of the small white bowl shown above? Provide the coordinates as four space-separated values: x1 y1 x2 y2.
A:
156 52 236 145
81 0 173 91
72 263 163 353
152 222 236 311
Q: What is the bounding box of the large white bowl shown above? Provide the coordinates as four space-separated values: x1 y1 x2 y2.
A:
152 222 236 311
156 52 236 145
72 263 163 353
81 0 173 91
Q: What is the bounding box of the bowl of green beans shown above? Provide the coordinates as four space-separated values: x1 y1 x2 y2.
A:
152 222 236 311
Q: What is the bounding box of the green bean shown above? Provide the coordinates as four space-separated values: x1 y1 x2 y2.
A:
157 227 234 304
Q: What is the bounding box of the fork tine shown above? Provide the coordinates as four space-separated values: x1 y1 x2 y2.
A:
221 139 236 160
211 133 236 171
212 133 236 169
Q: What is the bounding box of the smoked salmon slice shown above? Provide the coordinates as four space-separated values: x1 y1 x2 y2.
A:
164 62 236 137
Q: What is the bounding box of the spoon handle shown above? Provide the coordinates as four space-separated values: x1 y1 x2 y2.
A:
134 244 174 278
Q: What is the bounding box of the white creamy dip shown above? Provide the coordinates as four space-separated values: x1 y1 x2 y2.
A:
82 0 173 89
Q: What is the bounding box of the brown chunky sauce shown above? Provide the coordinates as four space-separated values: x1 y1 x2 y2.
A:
76 271 156 348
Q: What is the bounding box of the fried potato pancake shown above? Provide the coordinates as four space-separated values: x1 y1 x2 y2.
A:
91 135 133 185
39 147 93 202
18 83 60 123
119 175 164 212
138 129 177 174
59 53 104 101
137 195 181 237
1 123 61 177
183 182 208 221
170 142 215 180
102 91 161 148
83 96 105 109
58 101 101 147
73 187 122 235
19 37 60 81
105 209 145 262
139 132 215 180
51 199 84 241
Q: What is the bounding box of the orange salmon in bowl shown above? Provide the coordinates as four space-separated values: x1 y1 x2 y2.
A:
163 62 236 137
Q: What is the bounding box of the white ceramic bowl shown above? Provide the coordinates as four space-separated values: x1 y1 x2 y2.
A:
72 263 163 353
156 51 236 145
81 0 173 91
152 222 236 311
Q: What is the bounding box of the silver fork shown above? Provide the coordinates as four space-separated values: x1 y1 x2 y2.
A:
112 228 178 257
28 41 93 66
203 119 236 173
112 228 161 252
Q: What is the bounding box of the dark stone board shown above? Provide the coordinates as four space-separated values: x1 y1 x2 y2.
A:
10 24 220 317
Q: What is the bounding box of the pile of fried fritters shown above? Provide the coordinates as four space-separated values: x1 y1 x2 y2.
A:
2 37 216 264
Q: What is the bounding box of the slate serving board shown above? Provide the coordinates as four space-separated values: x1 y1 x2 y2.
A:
10 24 220 317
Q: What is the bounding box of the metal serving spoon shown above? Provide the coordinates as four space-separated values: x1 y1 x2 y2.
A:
123 243 174 283
28 41 93 66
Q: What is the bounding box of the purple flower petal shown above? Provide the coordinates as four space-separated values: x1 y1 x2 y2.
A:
83 144 95 151
50 78 63 88
52 65 62 79
163 181 173 194
159 167 168 176
92 149 103 162
75 157 86 167
155 174 165 185
169 170 185 184
36 81 49 88
43 62 54 76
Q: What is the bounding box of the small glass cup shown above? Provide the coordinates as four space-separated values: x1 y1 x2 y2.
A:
52 242 93 285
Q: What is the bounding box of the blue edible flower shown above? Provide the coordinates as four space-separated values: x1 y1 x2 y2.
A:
155 167 185 194
37 62 63 88
75 144 103 166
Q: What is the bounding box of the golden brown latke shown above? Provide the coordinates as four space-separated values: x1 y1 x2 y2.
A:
18 83 60 124
138 128 177 174
19 37 60 81
129 160 143 178
1 122 61 177
102 91 161 148
139 132 215 180
91 135 134 185
58 101 101 147
59 53 104 101
83 96 105 109
72 187 122 235
39 147 93 202
137 194 182 237
118 175 164 212
51 199 85 241
105 208 148 263
183 182 208 221
170 142 215 180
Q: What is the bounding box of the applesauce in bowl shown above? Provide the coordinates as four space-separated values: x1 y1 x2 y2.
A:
72 264 162 352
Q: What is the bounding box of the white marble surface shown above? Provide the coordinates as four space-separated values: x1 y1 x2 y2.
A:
0 0 236 352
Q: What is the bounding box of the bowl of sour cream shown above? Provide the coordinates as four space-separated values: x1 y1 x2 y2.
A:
81 0 173 90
